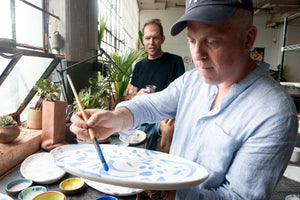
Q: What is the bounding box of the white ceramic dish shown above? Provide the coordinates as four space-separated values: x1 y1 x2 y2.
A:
119 130 147 145
290 147 300 163
285 194 300 200
84 178 143 196
284 165 300 183
280 82 295 87
20 152 66 184
0 193 14 200
294 83 300 88
51 144 209 190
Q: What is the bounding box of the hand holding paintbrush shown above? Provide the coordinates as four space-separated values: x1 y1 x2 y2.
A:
67 74 109 171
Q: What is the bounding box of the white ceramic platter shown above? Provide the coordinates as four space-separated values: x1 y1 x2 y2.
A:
84 178 143 196
119 130 147 145
0 193 13 200
20 152 66 184
51 144 208 190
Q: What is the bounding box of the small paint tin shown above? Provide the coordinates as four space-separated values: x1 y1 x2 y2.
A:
59 177 85 195
18 186 47 200
32 191 66 200
5 178 33 197
96 196 118 200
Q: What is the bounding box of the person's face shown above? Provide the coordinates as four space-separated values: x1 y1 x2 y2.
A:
143 24 165 59
187 20 256 86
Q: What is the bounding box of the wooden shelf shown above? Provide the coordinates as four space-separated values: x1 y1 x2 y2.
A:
0 127 42 177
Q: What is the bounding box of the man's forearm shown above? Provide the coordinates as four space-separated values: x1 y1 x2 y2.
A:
114 107 134 132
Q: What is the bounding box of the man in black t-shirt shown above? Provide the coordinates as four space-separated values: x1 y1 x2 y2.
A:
130 19 185 153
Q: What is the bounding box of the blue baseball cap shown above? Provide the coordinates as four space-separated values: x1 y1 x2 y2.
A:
170 0 254 36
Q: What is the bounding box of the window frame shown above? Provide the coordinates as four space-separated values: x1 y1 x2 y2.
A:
98 0 131 52
0 0 63 123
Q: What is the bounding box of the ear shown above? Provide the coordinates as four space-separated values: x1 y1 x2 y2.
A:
161 35 166 44
245 26 257 50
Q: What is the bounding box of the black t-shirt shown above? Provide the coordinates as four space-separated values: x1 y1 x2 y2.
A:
131 52 185 92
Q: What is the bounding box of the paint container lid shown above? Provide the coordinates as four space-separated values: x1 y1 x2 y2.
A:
96 196 118 200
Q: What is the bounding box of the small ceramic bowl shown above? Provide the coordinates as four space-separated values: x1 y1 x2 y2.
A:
5 178 32 196
96 196 119 200
59 177 85 195
32 191 66 200
18 186 47 200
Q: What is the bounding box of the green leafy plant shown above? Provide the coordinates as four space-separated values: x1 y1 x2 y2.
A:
269 64 287 82
33 79 61 110
138 30 144 47
0 116 17 127
98 16 108 50
73 72 112 112
109 48 146 104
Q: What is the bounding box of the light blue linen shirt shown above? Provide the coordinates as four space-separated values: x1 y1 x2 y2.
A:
117 63 298 200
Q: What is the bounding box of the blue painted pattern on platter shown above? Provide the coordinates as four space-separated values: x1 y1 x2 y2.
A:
51 144 198 183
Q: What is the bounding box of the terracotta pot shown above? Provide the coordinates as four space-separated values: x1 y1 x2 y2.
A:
41 101 67 150
0 125 20 143
27 107 42 129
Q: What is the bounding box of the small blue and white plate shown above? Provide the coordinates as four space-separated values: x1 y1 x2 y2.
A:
285 194 300 200
119 130 146 145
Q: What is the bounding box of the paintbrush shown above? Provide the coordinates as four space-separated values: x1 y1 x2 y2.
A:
67 74 109 171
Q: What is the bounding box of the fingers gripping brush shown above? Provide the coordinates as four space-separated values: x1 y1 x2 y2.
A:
67 74 109 171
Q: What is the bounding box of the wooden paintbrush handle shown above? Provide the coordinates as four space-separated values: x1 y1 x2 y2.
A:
67 74 95 138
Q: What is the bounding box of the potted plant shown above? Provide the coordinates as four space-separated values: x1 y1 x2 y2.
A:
0 116 20 143
108 48 146 107
27 79 62 129
33 79 67 150
73 72 112 112
73 72 112 143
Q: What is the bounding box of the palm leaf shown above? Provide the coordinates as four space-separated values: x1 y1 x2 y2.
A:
98 16 108 49
109 49 146 103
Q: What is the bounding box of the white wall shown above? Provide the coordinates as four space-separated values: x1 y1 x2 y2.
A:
122 0 140 49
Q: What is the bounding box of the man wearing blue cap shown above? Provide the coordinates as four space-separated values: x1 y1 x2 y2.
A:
71 0 298 199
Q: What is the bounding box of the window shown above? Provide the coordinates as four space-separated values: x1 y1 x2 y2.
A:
0 0 61 51
0 0 62 122
98 0 132 52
